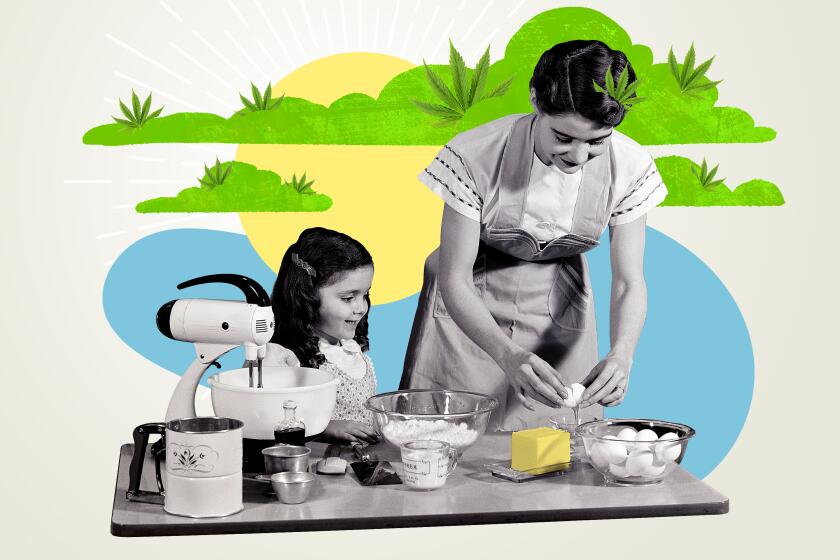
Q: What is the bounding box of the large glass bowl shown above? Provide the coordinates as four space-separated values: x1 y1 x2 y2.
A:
365 390 498 455
577 418 695 485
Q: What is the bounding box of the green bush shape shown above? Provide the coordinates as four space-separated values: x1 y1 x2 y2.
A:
83 6 773 147
134 161 332 213
655 156 784 206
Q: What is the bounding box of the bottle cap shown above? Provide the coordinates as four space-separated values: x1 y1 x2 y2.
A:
283 400 297 408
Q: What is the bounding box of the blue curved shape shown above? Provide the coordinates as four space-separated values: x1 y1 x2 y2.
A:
103 227 753 478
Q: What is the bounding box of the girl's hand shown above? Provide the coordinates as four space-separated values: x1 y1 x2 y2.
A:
579 355 631 407
322 420 379 444
263 342 301 367
500 350 569 410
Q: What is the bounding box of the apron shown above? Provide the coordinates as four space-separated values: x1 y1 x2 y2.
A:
400 113 615 431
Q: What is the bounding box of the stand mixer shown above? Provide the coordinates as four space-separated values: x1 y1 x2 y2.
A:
155 273 275 421
150 273 338 472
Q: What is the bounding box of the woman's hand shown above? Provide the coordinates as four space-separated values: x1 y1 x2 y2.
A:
262 342 301 367
579 355 631 407
500 350 570 410
322 420 379 444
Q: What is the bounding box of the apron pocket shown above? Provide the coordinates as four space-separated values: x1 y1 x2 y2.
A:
433 253 487 318
548 262 590 331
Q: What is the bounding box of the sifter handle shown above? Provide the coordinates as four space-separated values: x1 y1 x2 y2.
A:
127 423 166 500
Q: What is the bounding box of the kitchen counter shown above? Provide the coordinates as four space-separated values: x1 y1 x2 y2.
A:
111 434 728 536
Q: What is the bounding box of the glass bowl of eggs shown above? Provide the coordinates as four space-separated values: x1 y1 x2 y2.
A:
577 419 695 485
365 390 498 456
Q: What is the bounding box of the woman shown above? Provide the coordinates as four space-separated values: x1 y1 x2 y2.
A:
399 40 666 431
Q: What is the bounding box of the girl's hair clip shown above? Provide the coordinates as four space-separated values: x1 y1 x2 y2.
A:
291 252 316 278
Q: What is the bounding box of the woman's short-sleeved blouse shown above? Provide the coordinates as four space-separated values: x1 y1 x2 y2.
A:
418 115 667 231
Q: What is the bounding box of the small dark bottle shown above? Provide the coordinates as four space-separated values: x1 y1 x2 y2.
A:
274 400 306 446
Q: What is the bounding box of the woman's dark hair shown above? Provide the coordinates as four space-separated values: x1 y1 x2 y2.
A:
529 40 636 127
270 227 373 368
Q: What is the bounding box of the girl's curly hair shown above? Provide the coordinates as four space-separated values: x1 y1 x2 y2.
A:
270 227 373 368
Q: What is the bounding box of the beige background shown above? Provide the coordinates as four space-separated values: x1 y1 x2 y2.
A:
2 0 836 557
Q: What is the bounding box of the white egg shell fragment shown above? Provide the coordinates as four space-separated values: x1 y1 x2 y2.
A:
635 429 658 442
655 432 682 462
616 427 637 441
625 451 654 476
598 437 628 465
561 383 586 407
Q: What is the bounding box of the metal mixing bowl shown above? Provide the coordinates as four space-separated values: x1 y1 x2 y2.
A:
365 390 498 455
577 418 695 485
270 471 315 504
262 445 311 474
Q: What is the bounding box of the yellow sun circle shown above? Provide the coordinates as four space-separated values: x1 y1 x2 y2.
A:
236 53 442 304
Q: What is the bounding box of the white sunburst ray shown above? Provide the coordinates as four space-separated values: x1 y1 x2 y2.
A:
169 42 238 94
507 0 528 19
355 0 363 52
113 71 201 112
255 39 288 79
281 7 310 62
339 0 349 52
298 0 322 54
319 8 337 54
386 0 401 51
192 30 251 88
204 91 239 114
227 0 249 28
253 0 299 68
105 33 192 85
399 21 416 60
457 0 468 10
417 4 441 57
469 28 500 63
429 19 457 62
459 0 495 43
371 7 382 53
224 30 270 85
159 1 183 22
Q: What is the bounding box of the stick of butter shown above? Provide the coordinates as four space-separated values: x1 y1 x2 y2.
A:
511 427 570 473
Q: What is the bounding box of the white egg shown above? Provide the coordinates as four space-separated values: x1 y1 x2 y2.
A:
642 461 667 477
588 443 610 468
655 432 682 462
599 439 628 465
635 429 658 442
625 451 654 476
655 442 681 462
561 383 586 407
609 463 629 477
617 427 637 441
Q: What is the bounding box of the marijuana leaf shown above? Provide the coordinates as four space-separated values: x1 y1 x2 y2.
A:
413 41 513 126
593 65 645 110
691 158 726 189
240 82 284 112
198 158 233 190
112 91 164 128
287 172 315 194
668 43 722 98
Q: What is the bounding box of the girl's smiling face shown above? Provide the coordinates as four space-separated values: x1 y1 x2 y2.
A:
530 88 613 174
315 265 374 344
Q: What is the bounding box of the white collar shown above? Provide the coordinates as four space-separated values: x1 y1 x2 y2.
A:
318 338 366 378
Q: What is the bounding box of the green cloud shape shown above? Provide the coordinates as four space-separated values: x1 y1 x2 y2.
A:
84 7 774 147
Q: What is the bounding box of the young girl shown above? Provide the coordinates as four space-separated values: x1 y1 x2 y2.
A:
265 227 379 444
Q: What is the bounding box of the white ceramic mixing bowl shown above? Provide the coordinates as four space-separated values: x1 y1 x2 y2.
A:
208 366 339 440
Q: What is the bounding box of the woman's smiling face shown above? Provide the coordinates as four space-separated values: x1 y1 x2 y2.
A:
530 88 613 174
315 265 373 344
